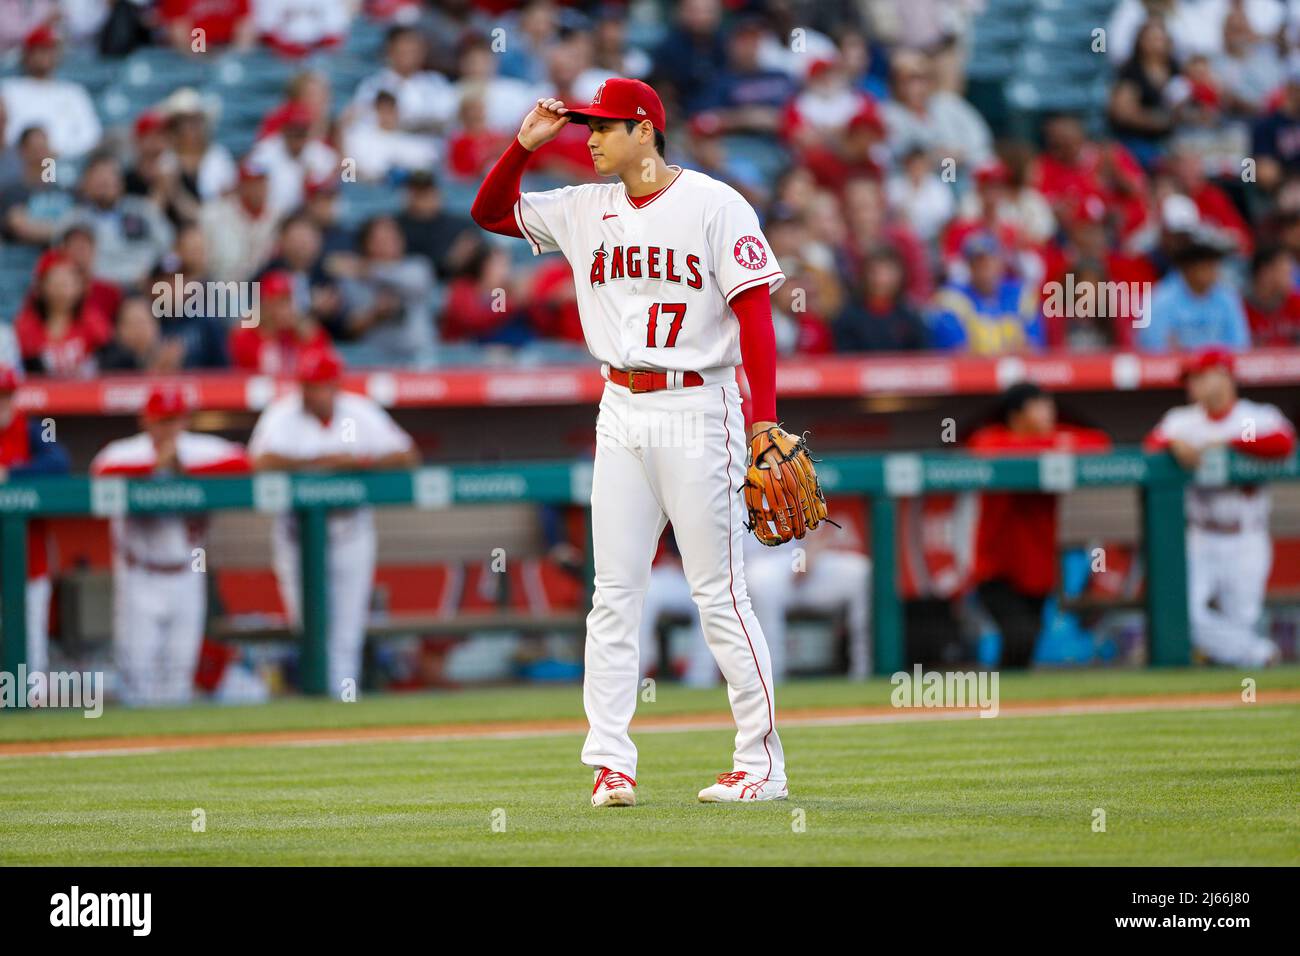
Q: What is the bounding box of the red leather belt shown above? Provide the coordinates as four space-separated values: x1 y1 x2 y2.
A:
608 367 704 394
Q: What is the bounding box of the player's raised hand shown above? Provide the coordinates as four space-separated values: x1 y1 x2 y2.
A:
518 98 571 151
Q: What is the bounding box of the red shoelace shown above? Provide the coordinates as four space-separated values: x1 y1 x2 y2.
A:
595 769 636 792
716 771 749 787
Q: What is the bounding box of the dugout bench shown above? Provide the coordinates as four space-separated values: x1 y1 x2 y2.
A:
0 448 1296 695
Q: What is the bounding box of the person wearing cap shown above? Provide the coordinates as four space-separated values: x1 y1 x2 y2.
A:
967 384 1112 668
91 385 251 706
784 55 878 154
1139 227 1251 352
471 78 797 805
927 232 1045 354
14 248 113 377
164 88 237 205
199 157 281 281
247 102 340 216
248 349 418 696
124 111 198 227
229 270 329 374
60 151 175 289
1144 349 1296 667
0 364 70 699
0 25 101 158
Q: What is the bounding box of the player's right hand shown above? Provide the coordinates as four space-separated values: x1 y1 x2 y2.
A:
518 98 571 151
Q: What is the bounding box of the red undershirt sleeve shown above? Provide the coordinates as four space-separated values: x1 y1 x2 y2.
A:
470 139 530 238
732 284 776 424
1231 430 1296 458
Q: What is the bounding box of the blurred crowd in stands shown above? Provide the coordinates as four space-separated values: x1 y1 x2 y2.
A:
2 0 1300 380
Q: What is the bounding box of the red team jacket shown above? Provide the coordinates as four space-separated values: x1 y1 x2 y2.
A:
966 423 1113 597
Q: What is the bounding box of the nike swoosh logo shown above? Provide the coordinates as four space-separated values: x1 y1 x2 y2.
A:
602 214 618 220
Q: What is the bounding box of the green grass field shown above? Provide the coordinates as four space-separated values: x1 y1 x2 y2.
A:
1 667 1297 865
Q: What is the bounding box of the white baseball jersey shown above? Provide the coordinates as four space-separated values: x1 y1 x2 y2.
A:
249 389 415 538
514 167 785 372
1149 398 1296 531
91 432 249 566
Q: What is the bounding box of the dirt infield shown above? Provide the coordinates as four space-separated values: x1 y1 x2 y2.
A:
4 689 1297 759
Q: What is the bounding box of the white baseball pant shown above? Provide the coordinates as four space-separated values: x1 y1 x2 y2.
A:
273 512 377 696
582 380 785 784
1187 528 1278 667
113 564 206 706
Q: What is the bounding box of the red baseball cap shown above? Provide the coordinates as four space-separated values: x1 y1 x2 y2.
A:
1184 347 1236 379
34 249 72 279
847 103 885 135
566 78 666 133
296 348 343 384
259 271 294 299
24 24 59 51
974 159 1011 187
134 111 166 138
0 367 20 394
144 384 193 421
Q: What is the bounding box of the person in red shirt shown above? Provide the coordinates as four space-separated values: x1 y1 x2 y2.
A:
966 383 1112 668
440 245 531 344
0 365 70 697
59 223 122 324
14 250 113 378
159 0 254 52
1032 114 1150 246
229 270 330 374
1244 245 1300 346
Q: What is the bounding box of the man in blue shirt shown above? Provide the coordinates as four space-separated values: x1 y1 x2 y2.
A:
928 233 1045 354
1138 232 1251 351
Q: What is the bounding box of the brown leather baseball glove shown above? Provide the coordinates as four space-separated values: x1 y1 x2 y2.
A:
743 425 831 546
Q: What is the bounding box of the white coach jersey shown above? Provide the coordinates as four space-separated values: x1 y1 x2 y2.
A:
249 390 413 463
1150 398 1296 532
514 167 785 372
249 390 415 538
91 432 248 567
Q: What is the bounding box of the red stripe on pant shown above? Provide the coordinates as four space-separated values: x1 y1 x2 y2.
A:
721 389 774 785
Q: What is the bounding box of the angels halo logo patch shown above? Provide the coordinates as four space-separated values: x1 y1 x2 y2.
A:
733 235 767 270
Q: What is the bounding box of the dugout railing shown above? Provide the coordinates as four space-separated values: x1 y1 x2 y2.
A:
0 447 1296 692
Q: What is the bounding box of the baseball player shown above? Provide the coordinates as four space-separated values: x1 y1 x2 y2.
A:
91 385 251 706
248 349 419 696
0 366 70 701
1145 348 1295 667
471 79 828 806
